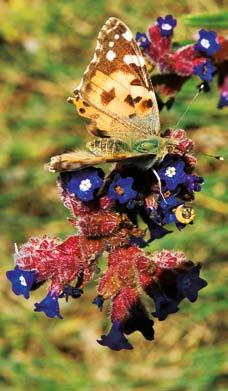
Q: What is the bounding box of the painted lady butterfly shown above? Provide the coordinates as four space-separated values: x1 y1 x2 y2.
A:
48 17 171 172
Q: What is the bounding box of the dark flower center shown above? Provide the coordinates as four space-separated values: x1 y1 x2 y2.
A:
182 277 191 289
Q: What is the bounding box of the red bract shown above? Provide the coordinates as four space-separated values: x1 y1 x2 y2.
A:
58 184 91 216
105 227 145 251
98 247 155 300
16 236 61 280
152 249 188 270
148 25 171 65
16 235 104 294
164 128 194 155
148 26 206 76
111 287 139 322
173 45 206 76
78 210 122 237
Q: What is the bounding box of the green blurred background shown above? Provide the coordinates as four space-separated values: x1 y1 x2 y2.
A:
0 1 227 390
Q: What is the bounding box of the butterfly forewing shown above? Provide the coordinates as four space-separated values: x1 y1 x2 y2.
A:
48 17 162 172
72 17 160 141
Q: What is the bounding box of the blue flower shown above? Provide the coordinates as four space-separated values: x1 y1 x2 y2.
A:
157 15 177 37
62 167 104 202
162 211 178 225
34 292 63 319
136 32 150 49
148 222 172 241
157 195 186 227
145 284 179 321
194 61 216 82
176 265 208 303
159 194 182 210
97 321 133 351
130 236 148 247
185 174 204 192
157 158 186 191
218 92 228 109
107 174 138 204
195 29 220 56
92 295 104 311
6 266 36 299
59 286 83 301
123 302 154 341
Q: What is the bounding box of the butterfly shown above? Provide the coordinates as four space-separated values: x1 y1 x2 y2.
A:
47 17 172 172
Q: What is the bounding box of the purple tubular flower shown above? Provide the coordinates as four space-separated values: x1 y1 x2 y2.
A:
145 284 179 321
158 195 181 224
157 159 186 191
107 174 138 204
97 322 133 351
148 222 172 241
176 265 208 303
136 32 150 49
159 194 182 210
123 302 154 340
185 175 204 192
130 236 148 248
157 14 177 37
195 29 220 55
62 167 104 202
193 61 217 82
92 295 104 311
218 91 228 109
6 266 37 299
60 286 83 301
162 211 178 225
34 292 63 319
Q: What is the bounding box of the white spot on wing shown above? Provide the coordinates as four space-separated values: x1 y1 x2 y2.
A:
114 34 119 40
122 30 133 41
123 54 145 67
106 50 116 61
109 41 114 47
96 41 102 50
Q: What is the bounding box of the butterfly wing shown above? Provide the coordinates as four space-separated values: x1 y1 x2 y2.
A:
70 17 160 141
47 149 153 172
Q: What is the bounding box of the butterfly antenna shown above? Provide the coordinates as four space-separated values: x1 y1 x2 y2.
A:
198 152 224 161
152 169 167 203
14 243 19 265
14 243 18 253
173 83 205 131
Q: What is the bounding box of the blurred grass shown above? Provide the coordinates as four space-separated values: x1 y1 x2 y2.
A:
0 0 227 390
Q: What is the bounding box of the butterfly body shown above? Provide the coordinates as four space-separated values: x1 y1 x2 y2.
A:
47 17 167 173
87 138 131 156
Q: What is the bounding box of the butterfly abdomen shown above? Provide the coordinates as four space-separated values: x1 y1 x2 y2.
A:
87 138 130 156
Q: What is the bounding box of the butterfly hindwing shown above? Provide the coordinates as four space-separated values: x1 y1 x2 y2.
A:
48 149 149 172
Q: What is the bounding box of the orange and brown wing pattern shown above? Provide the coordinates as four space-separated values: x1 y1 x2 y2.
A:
70 17 160 141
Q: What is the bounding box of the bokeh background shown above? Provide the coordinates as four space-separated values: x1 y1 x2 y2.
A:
0 1 228 390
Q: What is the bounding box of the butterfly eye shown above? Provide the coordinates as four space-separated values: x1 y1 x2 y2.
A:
133 138 160 153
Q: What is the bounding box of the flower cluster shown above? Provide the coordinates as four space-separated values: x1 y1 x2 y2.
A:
136 15 227 109
6 125 208 350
